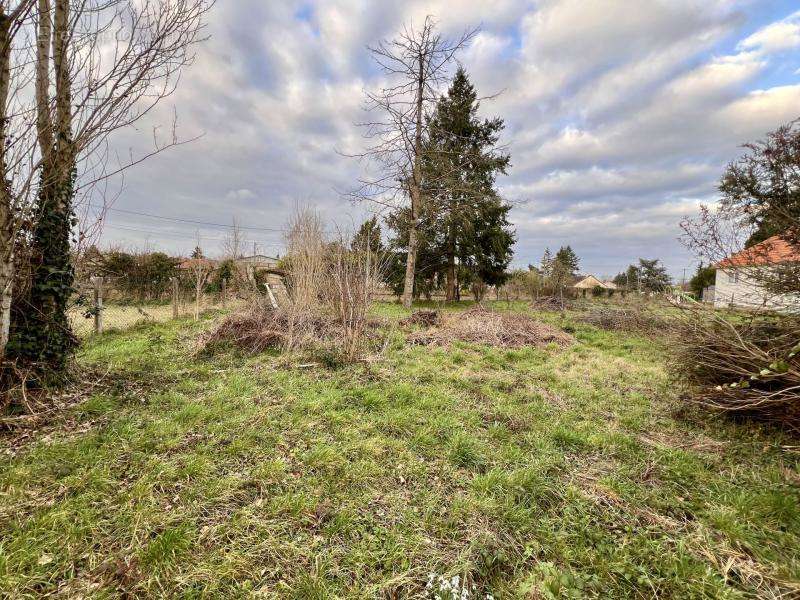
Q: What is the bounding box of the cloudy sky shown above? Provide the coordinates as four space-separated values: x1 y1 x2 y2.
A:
98 0 800 278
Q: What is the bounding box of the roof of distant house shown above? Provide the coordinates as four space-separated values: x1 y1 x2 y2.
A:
716 235 800 268
234 254 279 264
178 257 217 270
574 275 616 289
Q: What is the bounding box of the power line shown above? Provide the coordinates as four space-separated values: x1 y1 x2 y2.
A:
102 223 281 249
89 203 287 233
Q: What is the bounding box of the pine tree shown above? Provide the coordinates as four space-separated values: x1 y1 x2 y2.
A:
689 263 715 299
419 67 514 301
352 216 383 254
540 247 554 278
554 246 579 277
638 258 672 292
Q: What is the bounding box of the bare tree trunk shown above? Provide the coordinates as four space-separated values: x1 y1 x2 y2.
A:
0 8 11 358
445 218 456 301
0 11 10 347
194 278 200 320
401 58 426 310
402 214 418 308
53 0 73 184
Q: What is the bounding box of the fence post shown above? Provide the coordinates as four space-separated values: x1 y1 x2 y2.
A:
171 277 179 319
221 277 227 309
93 276 104 334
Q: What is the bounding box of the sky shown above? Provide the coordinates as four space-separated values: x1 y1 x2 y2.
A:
97 0 800 279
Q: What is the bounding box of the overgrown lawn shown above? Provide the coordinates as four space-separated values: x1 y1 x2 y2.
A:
1 303 798 598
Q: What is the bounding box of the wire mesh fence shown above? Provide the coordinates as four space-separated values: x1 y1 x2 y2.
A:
69 277 245 338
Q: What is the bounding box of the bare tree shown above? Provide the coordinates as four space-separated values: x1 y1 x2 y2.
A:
327 227 387 360
351 17 475 308
285 206 326 311
681 120 800 301
10 0 212 372
283 206 326 351
0 0 39 358
189 236 210 321
221 217 244 260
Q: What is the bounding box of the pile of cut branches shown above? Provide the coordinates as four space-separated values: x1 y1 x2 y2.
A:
579 305 666 334
669 306 800 429
400 310 440 327
404 307 572 349
530 296 573 311
198 308 335 355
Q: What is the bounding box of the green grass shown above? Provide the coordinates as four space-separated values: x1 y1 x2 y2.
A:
1 302 799 598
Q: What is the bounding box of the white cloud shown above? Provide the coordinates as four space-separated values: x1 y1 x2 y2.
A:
738 10 800 54
100 1 800 275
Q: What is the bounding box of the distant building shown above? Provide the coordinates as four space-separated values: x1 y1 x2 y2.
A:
573 275 617 296
177 257 217 271
714 234 800 312
234 254 279 270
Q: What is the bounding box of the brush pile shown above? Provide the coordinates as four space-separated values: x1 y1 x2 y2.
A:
669 307 800 429
199 308 335 355
400 310 440 327
530 296 572 311
579 305 666 334
404 307 572 349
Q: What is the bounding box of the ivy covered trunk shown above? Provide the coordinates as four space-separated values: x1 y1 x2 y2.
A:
11 170 76 371
8 0 76 376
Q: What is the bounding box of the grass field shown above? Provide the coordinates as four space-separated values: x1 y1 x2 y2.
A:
2 302 799 598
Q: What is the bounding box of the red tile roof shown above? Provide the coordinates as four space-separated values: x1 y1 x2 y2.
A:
716 235 800 268
177 257 217 270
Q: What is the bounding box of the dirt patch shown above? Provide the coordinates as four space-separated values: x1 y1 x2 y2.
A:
404 307 573 349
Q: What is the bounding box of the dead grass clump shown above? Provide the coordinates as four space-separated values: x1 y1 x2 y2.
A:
405 307 572 349
669 306 800 430
579 306 666 334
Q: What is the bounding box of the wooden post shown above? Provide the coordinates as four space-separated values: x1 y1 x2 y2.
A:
93 276 104 334
171 277 179 319
264 283 279 309
221 277 227 309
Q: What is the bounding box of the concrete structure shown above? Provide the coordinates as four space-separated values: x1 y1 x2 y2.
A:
714 235 800 312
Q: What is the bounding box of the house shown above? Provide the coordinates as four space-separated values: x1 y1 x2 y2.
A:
234 254 279 270
714 234 800 312
573 275 617 297
177 257 217 271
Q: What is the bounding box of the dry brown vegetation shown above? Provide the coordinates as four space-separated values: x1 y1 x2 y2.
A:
200 208 388 362
579 305 667 334
404 307 573 349
198 307 339 356
667 306 800 430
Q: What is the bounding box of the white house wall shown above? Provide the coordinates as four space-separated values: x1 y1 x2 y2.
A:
714 267 800 313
